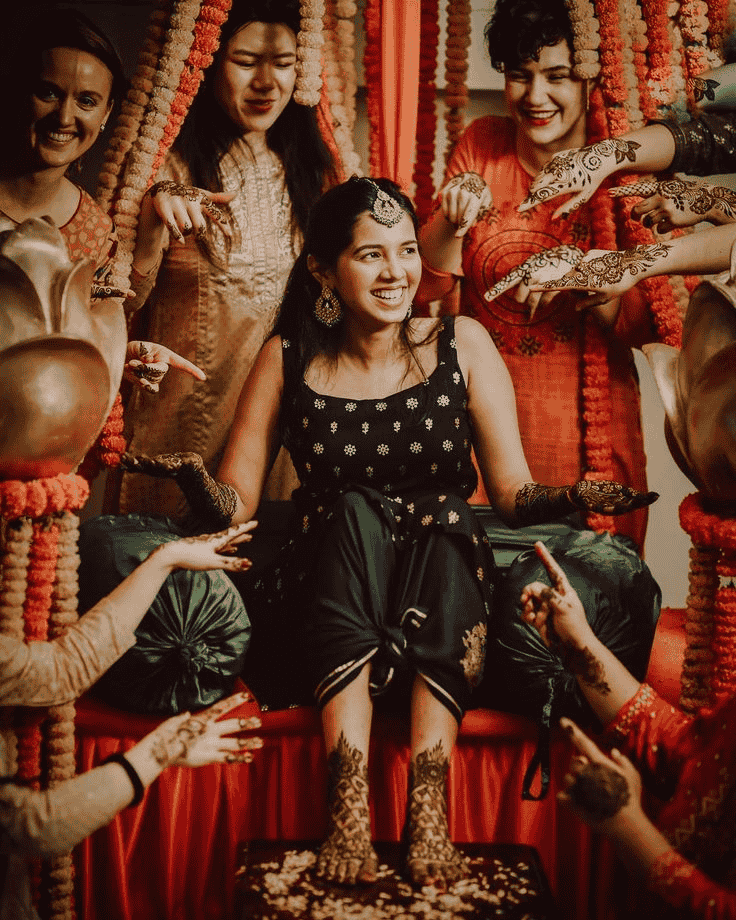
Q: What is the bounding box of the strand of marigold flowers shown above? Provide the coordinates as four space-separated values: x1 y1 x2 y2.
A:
107 0 204 292
618 0 648 129
413 0 440 224
149 0 232 180
706 0 729 58
678 492 736 715
641 0 677 112
43 512 80 920
443 0 470 161
625 0 658 122
97 0 173 211
321 0 361 179
594 0 629 135
77 392 127 483
0 478 89 917
295 0 324 107
665 4 689 108
679 0 720 103
363 0 381 177
564 0 601 79
336 0 359 135
578 84 621 534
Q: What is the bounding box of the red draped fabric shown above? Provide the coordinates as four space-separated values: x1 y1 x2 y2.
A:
369 0 421 189
74 609 686 920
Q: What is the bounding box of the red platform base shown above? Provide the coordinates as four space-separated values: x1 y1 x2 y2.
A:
74 608 686 920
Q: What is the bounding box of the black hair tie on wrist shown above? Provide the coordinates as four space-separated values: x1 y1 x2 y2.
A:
102 752 145 807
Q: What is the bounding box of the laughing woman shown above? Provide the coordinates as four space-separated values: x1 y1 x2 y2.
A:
418 0 662 553
130 176 656 889
117 0 337 518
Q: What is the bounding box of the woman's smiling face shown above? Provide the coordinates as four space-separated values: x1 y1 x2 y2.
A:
27 47 113 171
504 40 587 154
321 211 422 332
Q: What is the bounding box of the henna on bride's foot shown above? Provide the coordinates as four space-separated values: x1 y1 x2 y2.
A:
407 742 469 890
316 733 378 886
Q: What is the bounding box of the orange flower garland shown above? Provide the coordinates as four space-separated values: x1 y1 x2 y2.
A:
641 0 677 112
679 492 736 715
413 0 440 224
444 0 471 159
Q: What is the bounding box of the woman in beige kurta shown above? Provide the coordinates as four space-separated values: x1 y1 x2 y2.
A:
117 0 337 517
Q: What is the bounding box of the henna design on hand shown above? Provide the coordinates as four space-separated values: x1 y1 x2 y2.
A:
542 244 672 290
689 76 720 103
91 283 129 299
569 479 659 515
515 482 575 526
317 733 377 884
523 140 641 208
128 361 167 384
120 451 238 528
150 180 202 202
408 741 469 888
484 244 584 302
570 762 630 820
612 178 736 224
444 172 492 218
151 716 208 766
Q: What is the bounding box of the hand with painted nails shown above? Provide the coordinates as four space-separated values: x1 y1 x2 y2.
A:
155 691 264 769
124 340 207 392
439 172 492 237
610 178 736 233
151 520 257 573
518 139 642 219
142 180 235 245
557 718 643 830
484 244 584 318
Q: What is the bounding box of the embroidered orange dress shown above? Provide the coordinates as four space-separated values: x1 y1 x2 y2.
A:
608 684 736 918
418 116 656 551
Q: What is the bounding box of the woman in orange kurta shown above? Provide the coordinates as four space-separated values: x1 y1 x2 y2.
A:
418 0 658 551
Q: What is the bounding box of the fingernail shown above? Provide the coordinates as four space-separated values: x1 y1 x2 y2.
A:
560 718 574 733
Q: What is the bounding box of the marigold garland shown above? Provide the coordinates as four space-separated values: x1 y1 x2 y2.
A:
564 0 602 79
295 0 325 106
679 492 736 715
413 0 440 223
444 0 471 160
641 0 677 110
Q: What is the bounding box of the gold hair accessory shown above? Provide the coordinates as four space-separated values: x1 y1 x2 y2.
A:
314 283 342 326
366 180 404 227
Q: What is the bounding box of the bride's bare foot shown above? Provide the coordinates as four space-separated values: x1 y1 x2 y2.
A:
316 733 378 885
407 742 469 889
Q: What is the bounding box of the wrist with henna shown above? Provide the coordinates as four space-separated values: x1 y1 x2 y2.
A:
121 451 238 529
514 482 577 526
570 762 630 820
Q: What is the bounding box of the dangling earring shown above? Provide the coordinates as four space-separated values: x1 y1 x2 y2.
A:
405 301 412 321
100 121 107 132
314 283 342 326
584 80 590 114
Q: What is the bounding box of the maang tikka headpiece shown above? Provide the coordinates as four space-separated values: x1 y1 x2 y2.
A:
365 180 404 227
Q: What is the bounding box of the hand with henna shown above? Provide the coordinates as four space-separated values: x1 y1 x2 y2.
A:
124 340 207 393
611 178 736 232
514 480 658 527
518 139 642 219
121 451 240 530
530 243 673 303
484 244 584 318
557 718 642 827
439 171 492 237
145 180 234 244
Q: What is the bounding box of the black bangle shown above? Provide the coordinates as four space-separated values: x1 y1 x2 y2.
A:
103 752 145 807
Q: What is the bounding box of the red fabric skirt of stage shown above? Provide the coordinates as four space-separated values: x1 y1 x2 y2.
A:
74 607 687 920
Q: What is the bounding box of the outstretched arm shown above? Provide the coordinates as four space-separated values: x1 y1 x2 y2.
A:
0 523 256 708
518 127 677 218
528 223 736 300
0 691 262 858
520 541 641 723
456 318 657 527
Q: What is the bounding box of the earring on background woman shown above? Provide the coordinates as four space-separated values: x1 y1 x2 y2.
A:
314 283 342 326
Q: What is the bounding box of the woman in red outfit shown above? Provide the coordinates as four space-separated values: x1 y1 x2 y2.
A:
418 0 675 552
522 541 736 917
